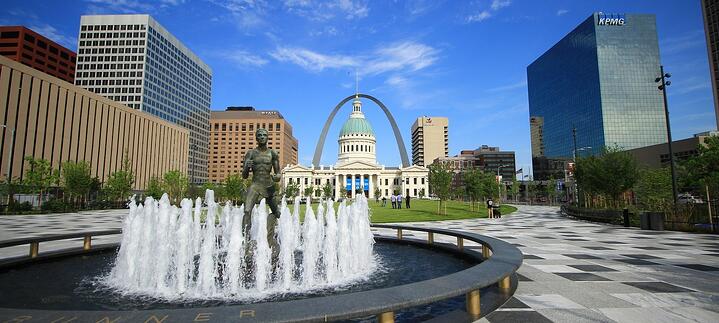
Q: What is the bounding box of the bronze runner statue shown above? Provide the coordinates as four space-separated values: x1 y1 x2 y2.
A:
242 128 281 251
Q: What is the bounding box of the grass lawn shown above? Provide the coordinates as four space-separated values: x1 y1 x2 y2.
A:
297 199 517 223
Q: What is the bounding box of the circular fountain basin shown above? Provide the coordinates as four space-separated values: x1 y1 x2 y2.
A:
0 241 476 311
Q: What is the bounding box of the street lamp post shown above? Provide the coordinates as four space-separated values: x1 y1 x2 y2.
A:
656 66 678 211
1 125 15 206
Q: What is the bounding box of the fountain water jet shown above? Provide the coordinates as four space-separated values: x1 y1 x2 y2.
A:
104 190 376 301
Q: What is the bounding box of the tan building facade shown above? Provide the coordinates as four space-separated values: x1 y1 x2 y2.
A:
209 107 298 183
411 116 448 167
626 133 717 168
0 55 189 190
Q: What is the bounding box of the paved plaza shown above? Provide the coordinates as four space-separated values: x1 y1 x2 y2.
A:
0 205 718 322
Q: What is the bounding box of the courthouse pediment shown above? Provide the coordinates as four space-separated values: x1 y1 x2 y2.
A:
283 164 313 173
335 160 382 170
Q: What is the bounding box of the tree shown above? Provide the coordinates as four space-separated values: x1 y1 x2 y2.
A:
545 178 558 205
163 170 188 205
575 146 639 209
304 185 314 198
634 167 673 212
418 188 426 198
509 179 520 202
429 163 453 215
23 156 57 208
62 161 93 208
224 173 245 204
284 182 300 200
322 182 334 200
104 154 134 203
686 136 719 203
145 176 163 199
463 169 481 211
373 187 381 203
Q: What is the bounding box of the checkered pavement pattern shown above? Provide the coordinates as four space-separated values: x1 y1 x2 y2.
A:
373 205 719 323
1 205 718 322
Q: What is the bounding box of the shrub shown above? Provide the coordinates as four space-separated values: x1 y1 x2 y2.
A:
41 199 74 213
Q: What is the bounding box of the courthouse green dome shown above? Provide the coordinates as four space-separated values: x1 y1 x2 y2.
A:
340 118 375 137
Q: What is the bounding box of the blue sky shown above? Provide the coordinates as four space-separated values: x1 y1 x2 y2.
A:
2 0 717 178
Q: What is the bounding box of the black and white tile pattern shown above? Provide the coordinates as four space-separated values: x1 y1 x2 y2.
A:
1 205 717 322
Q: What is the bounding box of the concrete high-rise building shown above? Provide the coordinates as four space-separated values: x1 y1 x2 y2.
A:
701 0 719 130
433 145 516 190
74 14 212 183
528 13 667 177
0 56 188 190
0 26 76 83
209 107 298 183
411 116 448 166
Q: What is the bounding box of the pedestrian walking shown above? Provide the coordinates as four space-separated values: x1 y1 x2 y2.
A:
397 194 402 209
487 198 494 218
406 195 411 209
382 196 387 207
391 194 396 209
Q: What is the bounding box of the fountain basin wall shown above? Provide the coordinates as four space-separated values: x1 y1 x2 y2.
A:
0 225 523 322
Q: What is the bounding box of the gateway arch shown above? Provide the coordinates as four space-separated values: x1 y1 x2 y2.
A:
312 93 410 168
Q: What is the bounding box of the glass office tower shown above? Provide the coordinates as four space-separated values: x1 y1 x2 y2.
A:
528 13 666 177
76 15 212 183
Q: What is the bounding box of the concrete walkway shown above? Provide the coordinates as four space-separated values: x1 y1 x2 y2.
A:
0 205 717 322
382 205 719 323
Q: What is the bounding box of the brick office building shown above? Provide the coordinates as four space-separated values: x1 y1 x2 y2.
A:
0 26 76 83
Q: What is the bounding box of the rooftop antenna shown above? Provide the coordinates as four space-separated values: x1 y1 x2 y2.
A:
355 68 359 97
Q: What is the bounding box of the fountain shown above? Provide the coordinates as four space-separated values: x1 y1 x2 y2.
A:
103 190 376 301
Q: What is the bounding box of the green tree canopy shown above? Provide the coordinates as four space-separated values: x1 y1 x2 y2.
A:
62 160 93 207
104 154 134 203
224 173 245 204
429 162 453 215
23 156 58 207
575 146 639 208
145 176 163 200
163 170 188 205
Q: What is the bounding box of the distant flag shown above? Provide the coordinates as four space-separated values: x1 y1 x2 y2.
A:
516 168 523 174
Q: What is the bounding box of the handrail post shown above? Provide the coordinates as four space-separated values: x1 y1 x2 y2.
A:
499 275 511 289
83 235 92 251
397 228 403 240
377 311 394 323
482 245 490 259
466 289 481 317
457 237 463 251
29 242 39 258
427 232 434 245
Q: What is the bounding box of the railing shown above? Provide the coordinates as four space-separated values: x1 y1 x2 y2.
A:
0 225 524 322
0 229 121 261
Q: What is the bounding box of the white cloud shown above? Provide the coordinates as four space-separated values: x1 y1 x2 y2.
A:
661 30 706 55
283 0 369 21
208 0 270 30
219 49 269 68
28 24 77 50
491 0 511 11
270 47 358 72
466 0 511 23
270 41 439 75
486 80 527 93
557 9 569 16
386 75 409 87
467 11 492 23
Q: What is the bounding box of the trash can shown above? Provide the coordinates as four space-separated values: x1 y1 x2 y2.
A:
640 211 664 231
640 212 650 230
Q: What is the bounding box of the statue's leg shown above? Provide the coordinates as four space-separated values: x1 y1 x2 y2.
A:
243 189 260 239
243 189 260 279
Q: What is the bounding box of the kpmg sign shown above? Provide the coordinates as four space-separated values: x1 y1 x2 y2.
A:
597 13 625 26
